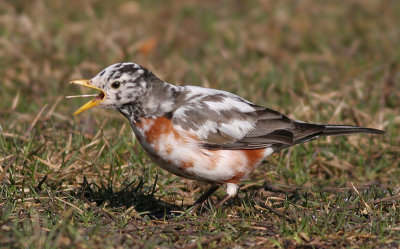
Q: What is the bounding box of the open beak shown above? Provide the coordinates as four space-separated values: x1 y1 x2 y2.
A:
68 79 106 115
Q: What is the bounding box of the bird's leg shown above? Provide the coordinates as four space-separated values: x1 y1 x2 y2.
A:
215 194 232 208
214 183 239 209
189 185 219 213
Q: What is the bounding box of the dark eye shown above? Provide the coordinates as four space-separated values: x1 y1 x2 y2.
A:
111 81 120 89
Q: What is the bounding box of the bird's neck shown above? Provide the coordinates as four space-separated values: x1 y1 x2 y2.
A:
118 79 184 124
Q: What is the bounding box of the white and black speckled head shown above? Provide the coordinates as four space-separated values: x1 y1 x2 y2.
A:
70 62 183 122
90 62 150 110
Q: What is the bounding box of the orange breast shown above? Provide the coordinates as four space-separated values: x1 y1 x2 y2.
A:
135 116 197 171
137 116 175 143
135 116 268 184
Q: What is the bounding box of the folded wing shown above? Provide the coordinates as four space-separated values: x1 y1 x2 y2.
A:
172 86 383 151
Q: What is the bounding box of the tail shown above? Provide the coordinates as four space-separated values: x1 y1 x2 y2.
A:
284 122 385 149
320 124 385 136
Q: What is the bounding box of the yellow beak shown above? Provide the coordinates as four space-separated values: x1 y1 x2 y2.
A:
68 79 106 115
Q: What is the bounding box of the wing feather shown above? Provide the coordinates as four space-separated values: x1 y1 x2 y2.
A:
172 86 324 150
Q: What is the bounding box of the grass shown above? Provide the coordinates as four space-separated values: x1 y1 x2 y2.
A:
1 0 399 248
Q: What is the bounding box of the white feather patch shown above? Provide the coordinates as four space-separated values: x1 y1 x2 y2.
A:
226 183 239 196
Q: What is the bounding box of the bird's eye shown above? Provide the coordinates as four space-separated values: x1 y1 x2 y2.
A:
111 81 121 89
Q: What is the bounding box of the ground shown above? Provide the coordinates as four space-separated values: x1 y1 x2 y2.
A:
1 0 399 248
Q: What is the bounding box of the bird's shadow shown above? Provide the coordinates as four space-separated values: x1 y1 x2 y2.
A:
74 177 309 220
75 176 183 219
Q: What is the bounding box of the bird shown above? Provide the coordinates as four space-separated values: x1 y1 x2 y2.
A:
69 62 384 211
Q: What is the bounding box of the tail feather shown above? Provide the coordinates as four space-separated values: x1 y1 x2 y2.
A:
292 121 384 145
320 124 384 136
275 122 384 152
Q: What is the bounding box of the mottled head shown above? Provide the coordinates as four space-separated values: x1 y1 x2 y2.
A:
69 62 152 115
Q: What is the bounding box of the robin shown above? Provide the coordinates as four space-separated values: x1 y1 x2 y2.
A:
69 62 384 210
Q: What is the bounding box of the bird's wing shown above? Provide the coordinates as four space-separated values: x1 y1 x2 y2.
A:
172 86 324 149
